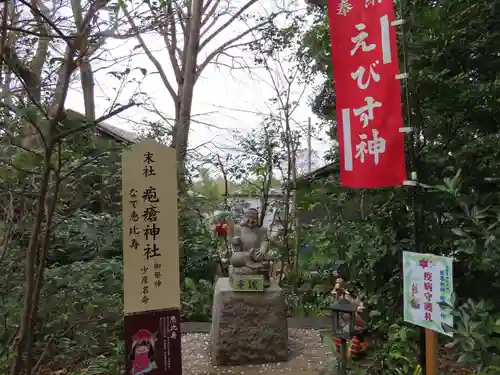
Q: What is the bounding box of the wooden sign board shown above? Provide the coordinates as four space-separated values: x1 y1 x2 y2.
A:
231 274 264 292
122 138 180 314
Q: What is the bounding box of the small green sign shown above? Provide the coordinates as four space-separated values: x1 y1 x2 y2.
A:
231 274 264 292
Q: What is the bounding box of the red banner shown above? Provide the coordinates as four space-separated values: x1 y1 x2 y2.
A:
327 0 407 188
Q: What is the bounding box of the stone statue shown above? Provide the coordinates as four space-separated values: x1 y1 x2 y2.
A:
211 208 288 365
228 208 273 287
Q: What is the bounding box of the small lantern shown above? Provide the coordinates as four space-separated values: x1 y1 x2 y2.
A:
331 298 357 340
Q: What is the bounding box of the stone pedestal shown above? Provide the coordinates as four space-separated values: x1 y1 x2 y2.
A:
211 277 288 365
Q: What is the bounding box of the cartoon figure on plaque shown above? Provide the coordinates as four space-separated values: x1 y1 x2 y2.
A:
130 329 158 375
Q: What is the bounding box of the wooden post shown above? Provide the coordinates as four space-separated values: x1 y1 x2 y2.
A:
425 329 438 375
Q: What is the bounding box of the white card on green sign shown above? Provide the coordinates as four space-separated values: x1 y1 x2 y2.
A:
403 251 454 336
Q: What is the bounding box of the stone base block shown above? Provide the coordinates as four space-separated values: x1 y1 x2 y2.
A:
211 277 288 366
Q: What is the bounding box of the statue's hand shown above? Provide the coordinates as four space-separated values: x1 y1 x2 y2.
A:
250 247 266 261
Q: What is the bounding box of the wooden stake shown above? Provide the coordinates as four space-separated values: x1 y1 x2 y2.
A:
425 329 438 375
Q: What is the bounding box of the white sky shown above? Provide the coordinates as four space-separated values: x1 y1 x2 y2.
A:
64 0 332 172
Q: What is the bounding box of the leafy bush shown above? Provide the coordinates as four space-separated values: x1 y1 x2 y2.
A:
179 195 219 282
38 258 123 368
367 323 420 375
0 257 123 373
282 271 333 317
68 340 124 375
445 299 500 373
48 212 122 265
181 277 214 322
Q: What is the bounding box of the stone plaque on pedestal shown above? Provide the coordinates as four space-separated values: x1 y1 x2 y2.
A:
230 274 264 292
211 277 288 365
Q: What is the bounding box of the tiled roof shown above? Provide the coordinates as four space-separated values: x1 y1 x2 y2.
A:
96 120 138 144
295 163 340 187
66 109 139 144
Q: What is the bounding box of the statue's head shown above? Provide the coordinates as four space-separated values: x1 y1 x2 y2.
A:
241 208 259 228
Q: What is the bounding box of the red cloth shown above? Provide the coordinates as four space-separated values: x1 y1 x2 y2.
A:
133 352 150 373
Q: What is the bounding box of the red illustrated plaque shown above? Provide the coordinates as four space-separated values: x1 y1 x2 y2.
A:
125 308 182 375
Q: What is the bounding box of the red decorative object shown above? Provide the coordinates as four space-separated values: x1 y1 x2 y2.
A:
214 223 229 237
327 0 407 188
132 329 155 342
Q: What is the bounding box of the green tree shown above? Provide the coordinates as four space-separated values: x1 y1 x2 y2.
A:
191 167 223 212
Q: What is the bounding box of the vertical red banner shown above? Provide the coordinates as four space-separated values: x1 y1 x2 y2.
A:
327 0 407 188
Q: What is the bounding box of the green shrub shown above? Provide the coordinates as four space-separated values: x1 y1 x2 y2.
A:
181 277 214 322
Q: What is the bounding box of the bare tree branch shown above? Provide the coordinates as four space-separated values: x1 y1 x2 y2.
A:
196 17 274 81
199 0 259 51
15 0 69 41
122 0 274 175
123 4 178 102
163 0 183 84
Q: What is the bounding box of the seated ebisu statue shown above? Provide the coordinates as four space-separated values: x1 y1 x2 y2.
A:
228 208 273 288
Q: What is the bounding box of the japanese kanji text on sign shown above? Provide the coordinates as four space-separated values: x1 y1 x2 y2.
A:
403 251 454 336
122 139 180 314
327 0 407 188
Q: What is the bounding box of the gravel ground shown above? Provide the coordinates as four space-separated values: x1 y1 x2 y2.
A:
182 329 334 375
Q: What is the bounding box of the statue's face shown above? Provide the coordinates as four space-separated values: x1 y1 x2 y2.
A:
244 212 259 227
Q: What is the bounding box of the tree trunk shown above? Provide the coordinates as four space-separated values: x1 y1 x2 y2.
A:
173 0 203 164
10 142 54 375
79 57 96 121
25 172 61 374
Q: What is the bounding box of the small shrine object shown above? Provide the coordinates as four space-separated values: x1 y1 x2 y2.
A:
331 298 357 340
330 277 370 360
331 298 357 375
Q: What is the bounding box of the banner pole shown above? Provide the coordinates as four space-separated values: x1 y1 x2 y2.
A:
397 0 432 371
410 173 428 374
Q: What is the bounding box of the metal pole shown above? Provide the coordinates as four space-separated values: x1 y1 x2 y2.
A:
339 338 347 375
398 0 427 371
411 172 427 373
